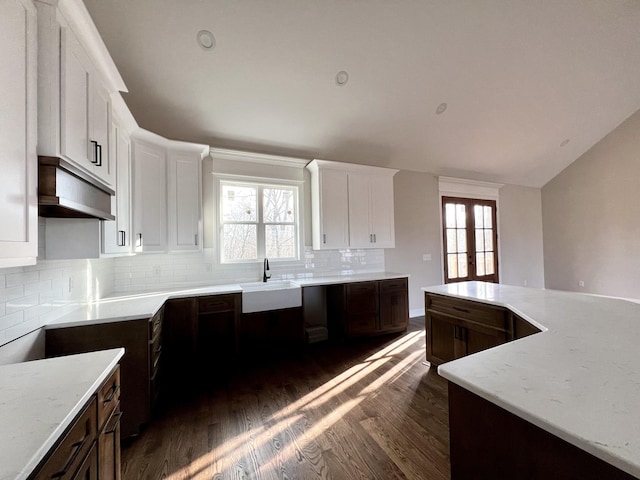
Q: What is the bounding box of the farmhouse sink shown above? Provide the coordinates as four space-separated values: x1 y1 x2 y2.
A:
240 280 302 313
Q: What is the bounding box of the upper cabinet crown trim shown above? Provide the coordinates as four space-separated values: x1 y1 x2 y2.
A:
56 0 127 93
309 159 399 177
210 148 308 168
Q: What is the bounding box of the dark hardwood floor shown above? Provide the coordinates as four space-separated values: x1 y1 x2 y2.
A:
121 318 450 480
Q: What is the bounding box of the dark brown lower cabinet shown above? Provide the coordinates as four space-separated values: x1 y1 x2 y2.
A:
238 307 304 354
448 383 636 480
31 366 120 480
328 278 409 339
46 309 163 439
425 292 538 366
197 294 240 363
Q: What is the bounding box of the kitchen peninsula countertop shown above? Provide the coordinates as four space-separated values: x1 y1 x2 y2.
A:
0 348 124 480
423 281 640 478
46 272 409 329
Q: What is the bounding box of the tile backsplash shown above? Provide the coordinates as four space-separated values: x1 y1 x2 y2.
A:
111 247 385 293
0 243 384 347
0 257 114 347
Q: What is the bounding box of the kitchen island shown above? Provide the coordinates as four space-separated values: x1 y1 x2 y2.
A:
0 348 124 480
423 282 640 479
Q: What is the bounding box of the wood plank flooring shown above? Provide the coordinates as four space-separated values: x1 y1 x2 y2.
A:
121 318 450 480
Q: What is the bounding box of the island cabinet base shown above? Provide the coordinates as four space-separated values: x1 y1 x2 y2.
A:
448 383 635 480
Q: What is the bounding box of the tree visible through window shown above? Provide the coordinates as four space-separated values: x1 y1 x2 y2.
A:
220 181 298 262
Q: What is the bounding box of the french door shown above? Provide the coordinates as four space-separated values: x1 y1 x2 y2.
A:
442 197 499 284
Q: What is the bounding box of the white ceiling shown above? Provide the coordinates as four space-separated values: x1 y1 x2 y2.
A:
83 0 640 187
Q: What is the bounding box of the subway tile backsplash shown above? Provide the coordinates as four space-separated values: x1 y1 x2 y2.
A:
111 247 385 293
0 257 114 347
0 242 384 347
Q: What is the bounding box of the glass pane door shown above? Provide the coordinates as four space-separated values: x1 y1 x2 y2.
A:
442 197 499 283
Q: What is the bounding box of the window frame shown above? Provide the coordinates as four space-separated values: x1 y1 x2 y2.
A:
216 176 301 264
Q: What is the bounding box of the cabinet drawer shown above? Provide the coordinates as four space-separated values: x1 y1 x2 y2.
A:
149 331 162 376
148 308 163 339
33 398 97 480
97 366 120 430
380 277 408 293
199 294 237 314
426 293 508 332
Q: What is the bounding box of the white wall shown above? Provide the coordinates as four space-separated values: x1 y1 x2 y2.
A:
542 109 640 299
498 184 545 288
385 170 443 316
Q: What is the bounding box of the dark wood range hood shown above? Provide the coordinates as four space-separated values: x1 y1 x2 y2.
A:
38 156 115 220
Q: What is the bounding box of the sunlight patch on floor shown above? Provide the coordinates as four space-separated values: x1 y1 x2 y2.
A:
165 329 427 480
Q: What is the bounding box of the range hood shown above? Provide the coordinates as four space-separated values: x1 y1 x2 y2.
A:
38 156 115 220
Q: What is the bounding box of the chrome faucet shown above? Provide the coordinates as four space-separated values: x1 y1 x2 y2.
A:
263 258 271 282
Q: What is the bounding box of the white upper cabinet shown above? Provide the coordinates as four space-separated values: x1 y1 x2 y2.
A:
132 136 167 253
167 144 207 252
132 132 206 254
307 162 349 250
102 117 132 255
36 0 125 187
307 159 397 250
0 0 37 267
348 173 396 248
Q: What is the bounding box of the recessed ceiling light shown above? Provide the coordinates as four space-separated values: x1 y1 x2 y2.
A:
436 103 448 115
197 30 215 50
335 71 349 86
560 138 570 147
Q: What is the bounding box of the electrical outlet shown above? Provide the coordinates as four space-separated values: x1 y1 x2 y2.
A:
205 263 213 273
523 280 528 286
578 280 585 287
422 254 432 261
152 266 161 277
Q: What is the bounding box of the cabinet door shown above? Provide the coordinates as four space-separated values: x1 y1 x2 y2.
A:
426 313 459 365
369 174 395 248
60 28 91 168
379 279 409 332
167 150 201 251
345 282 379 336
347 174 372 248
315 169 349 249
102 122 131 254
98 406 121 480
465 325 507 356
0 0 37 267
132 140 167 252
91 82 113 185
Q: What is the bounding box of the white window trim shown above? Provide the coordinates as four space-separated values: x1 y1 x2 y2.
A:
214 174 304 264
438 176 504 284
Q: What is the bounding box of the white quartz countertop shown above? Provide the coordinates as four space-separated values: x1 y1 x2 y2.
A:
423 282 640 478
0 348 124 480
46 272 409 329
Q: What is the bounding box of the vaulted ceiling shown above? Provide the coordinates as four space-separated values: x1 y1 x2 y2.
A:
83 0 640 187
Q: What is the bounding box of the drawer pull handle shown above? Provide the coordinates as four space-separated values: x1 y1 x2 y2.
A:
105 411 123 434
155 345 162 354
452 306 470 313
103 383 120 404
51 438 86 478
